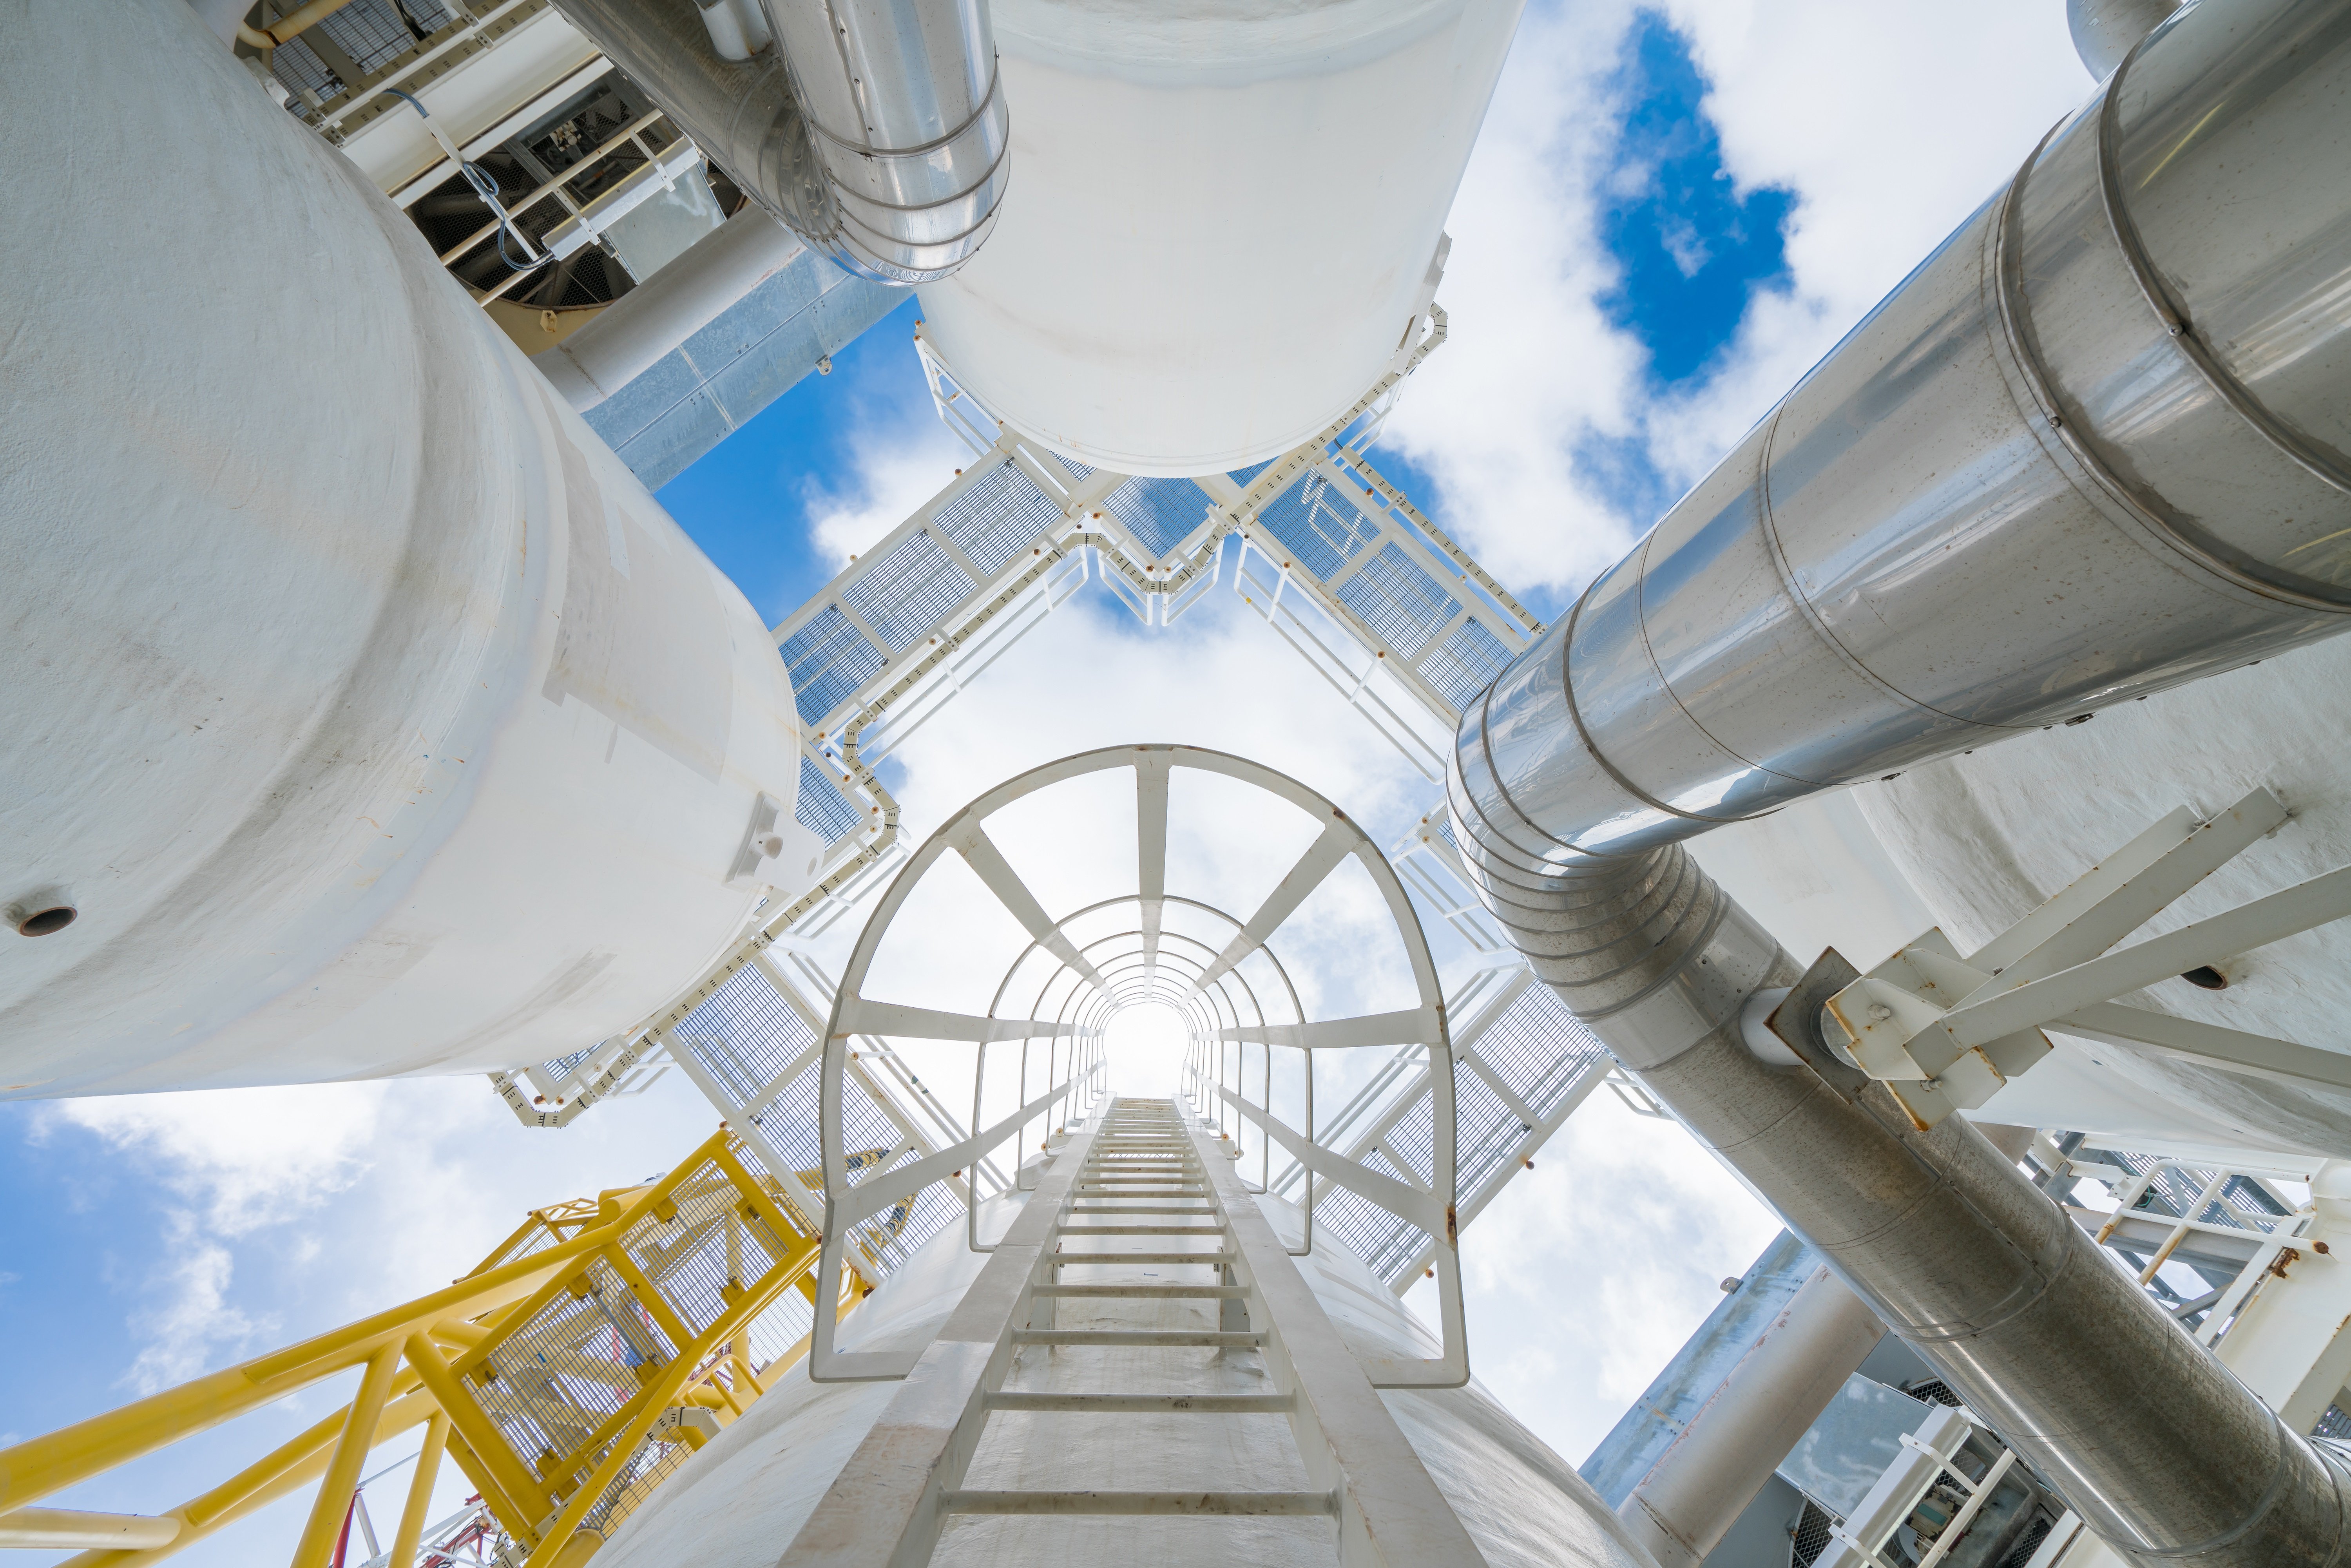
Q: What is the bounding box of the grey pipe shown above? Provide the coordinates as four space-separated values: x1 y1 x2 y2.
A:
533 204 804 410
1618 1266 1886 1568
752 0 1005 282
552 0 1005 283
1451 1 2351 1562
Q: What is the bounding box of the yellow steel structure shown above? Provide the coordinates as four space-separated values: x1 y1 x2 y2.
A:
0 1128 865 1568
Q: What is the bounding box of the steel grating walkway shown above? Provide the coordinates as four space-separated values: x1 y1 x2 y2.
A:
492 311 1634 1310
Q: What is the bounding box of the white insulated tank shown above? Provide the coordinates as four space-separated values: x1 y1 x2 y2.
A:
913 0 1525 477
0 1 819 1098
588 1190 1654 1568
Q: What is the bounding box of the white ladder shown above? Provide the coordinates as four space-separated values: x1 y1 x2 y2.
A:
780 1098 1483 1566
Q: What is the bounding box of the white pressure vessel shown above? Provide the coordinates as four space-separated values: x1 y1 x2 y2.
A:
914 0 1525 477
0 1 818 1098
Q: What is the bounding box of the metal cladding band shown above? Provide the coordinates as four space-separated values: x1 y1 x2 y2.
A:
1450 2 2351 1564
551 0 1006 284
755 0 1007 285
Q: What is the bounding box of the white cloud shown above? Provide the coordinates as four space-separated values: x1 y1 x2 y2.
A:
55 1082 386 1235
36 1072 722 1406
119 1222 265 1393
1379 0 1652 596
1384 0 2095 593
44 1084 386 1391
1445 1092 1781 1462
802 410 970 568
1644 0 2091 472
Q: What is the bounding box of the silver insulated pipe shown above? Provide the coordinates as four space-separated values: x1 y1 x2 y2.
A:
1451 1 2351 1563
553 0 1007 283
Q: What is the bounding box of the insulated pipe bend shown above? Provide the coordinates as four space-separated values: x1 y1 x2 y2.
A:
1442 792 2351 1563
1456 0 2351 873
552 0 1005 284
1451 1 2351 1563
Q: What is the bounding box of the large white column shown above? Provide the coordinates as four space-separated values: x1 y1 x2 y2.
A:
533 205 808 411
0 1 817 1097
1617 1267 1887 1568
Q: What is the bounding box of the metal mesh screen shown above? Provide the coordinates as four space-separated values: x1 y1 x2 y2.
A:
1418 617 1514 712
1451 1070 1523 1204
932 462 1063 576
1998 1517 2056 1568
675 965 819 1109
1104 477 1210 558
1317 1141 1430 1283
316 0 421 73
473 1157 797 1520
540 1045 597 1079
793 756 864 844
1336 542 1460 658
1302 986 1605 1288
270 38 340 100
842 531 977 652
780 606 886 724
1792 1500 1837 1567
1255 472 1375 581
1474 985 1607 1117
733 1052 964 1275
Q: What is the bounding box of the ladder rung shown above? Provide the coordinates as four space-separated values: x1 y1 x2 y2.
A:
941 1489 1333 1516
1033 1284 1248 1298
1055 1224 1224 1236
1051 1252 1234 1265
985 1392 1294 1413
1013 1329 1261 1346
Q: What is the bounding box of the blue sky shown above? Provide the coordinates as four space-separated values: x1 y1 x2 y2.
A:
1 5 2094 1561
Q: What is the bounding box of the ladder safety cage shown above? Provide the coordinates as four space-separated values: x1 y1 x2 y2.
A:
487 293 1605 1362
810 746 1469 1388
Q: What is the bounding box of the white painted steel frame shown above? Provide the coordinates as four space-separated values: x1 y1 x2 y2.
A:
498 304 1598 1322
808 746 1468 1387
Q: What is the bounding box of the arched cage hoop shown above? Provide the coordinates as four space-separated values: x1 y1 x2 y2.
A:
808 744 1465 1387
